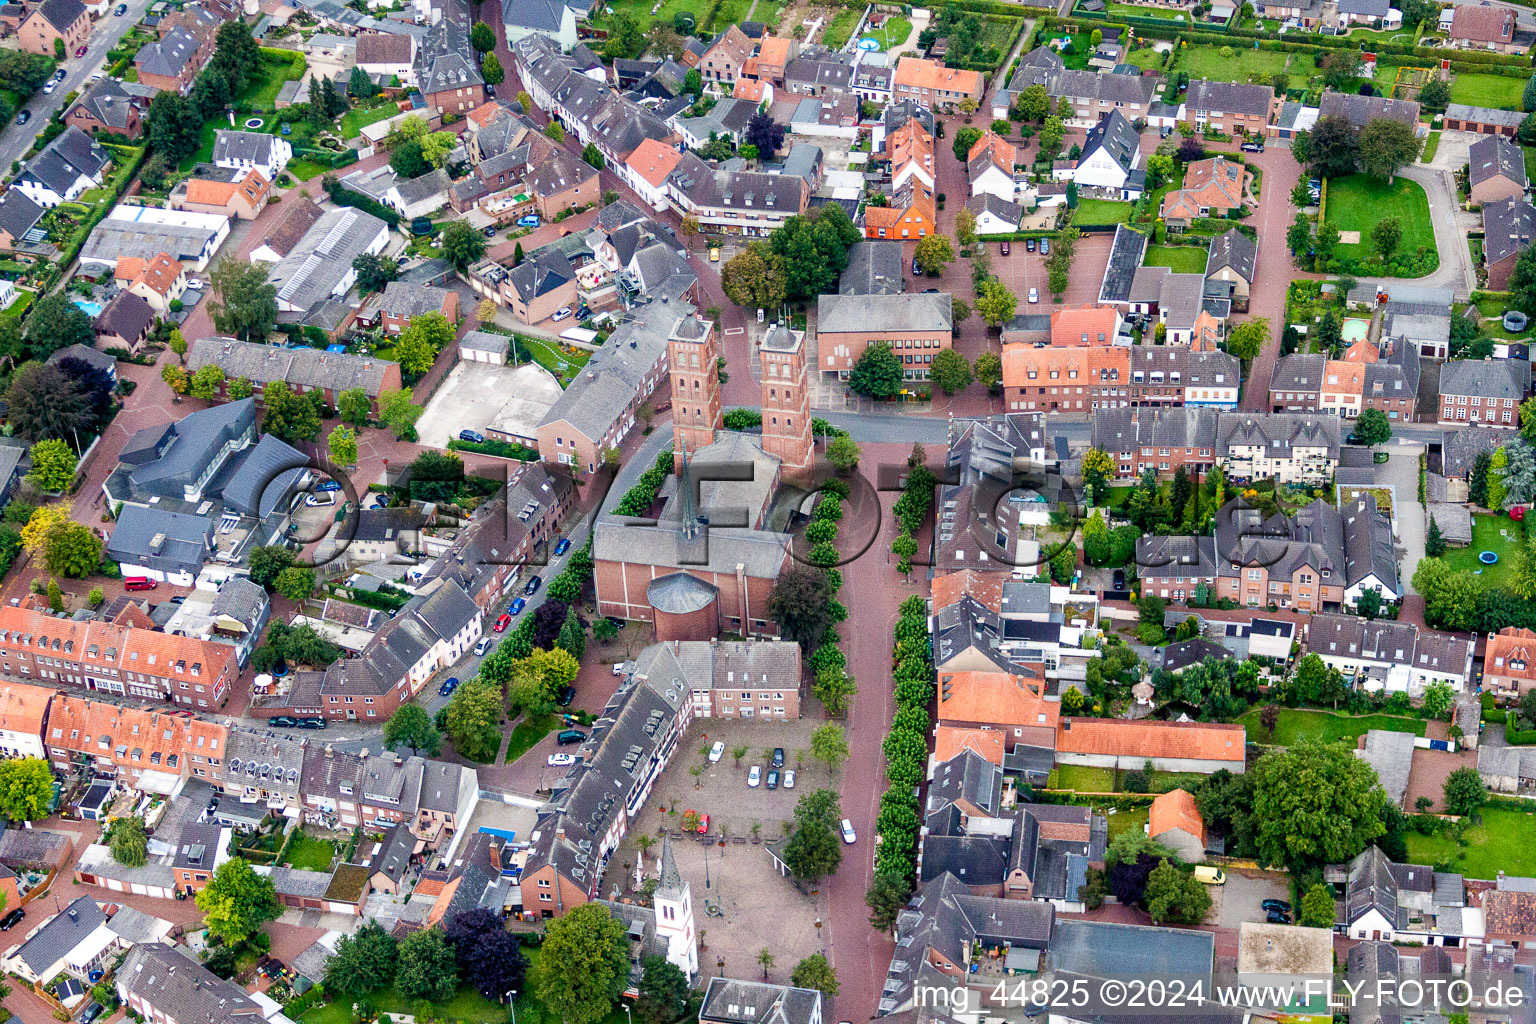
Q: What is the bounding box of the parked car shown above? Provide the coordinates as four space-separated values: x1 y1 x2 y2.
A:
765 769 780 790
912 256 921 276
516 214 541 227
54 68 67 80
772 747 785 767
1241 141 1264 153
554 537 572 556
14 110 29 126
474 637 494 657
1026 237 1036 253
1112 568 1126 590
296 718 327 730
1040 237 1050 255
509 596 526 615
81 1003 103 1024
75 44 87 57
459 429 486 443
748 766 762 787
3 908 28 930
494 613 512 632
304 492 334 507
438 676 460 696
482 225 497 238
547 753 576 767
1262 899 1292 913
551 307 573 322
316 479 342 492
1028 287 1039 304
270 716 298 727
556 729 587 745
1000 240 1010 256
1265 909 1291 924
841 819 857 844
708 741 725 762
556 684 576 706
43 80 56 94
115 3 127 12
710 248 720 262
783 770 796 789
696 813 710 834
524 575 543 595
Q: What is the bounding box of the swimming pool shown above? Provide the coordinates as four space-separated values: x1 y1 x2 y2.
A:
74 300 103 317
1342 318 1371 344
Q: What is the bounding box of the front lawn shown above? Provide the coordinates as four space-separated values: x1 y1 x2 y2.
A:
1405 806 1536 878
1450 72 1526 109
286 157 330 181
1142 244 1208 273
505 714 557 763
1073 199 1133 226
1235 707 1426 746
282 830 337 872
587 0 711 33
869 15 911 49
1323 173 1437 263
1421 131 1441 163
518 333 591 385
1442 514 1526 587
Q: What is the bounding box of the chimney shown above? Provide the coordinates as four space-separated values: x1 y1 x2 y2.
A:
488 840 502 873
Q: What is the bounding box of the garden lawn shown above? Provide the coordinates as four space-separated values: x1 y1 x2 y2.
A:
1177 45 1298 88
1235 707 1426 746
1421 131 1441 163
1526 147 1536 184
587 0 709 31
1405 806 1536 877
505 714 557 763
518 333 591 385
871 16 912 50
282 831 336 872
286 157 330 181
1051 764 1115 792
3 289 34 317
340 99 401 140
1322 174 1436 263
1442 514 1527 588
1125 45 1166 70
1104 1 1188 19
1449 72 1526 109
237 51 307 111
1105 805 1150 844
1074 199 1133 226
301 983 508 1024
1142 244 1208 273
822 7 861 48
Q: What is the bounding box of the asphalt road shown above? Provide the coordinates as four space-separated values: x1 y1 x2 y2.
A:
0 0 155 176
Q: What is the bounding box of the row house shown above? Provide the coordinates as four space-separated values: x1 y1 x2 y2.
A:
0 681 52 760
1049 69 1160 127
889 118 936 192
1002 345 1128 413
664 153 808 236
1091 406 1221 480
301 745 475 841
1309 613 1472 695
1439 357 1531 427
188 337 402 414
784 52 853 96
863 178 935 239
1269 338 1420 421
0 606 237 709
1127 347 1240 408
136 6 221 95
698 24 753 83
44 694 229 787
1218 412 1342 486
892 56 984 110
1485 627 1536 697
1180 79 1277 136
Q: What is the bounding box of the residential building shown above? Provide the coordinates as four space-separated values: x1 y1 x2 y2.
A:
1181 79 1275 135
65 77 146 140
115 252 189 312
212 130 293 181
187 337 402 412
1311 613 1472 695
169 166 272 221
1002 344 1129 412
79 206 230 273
502 0 578 50
1099 223 1149 307
1055 718 1246 773
1382 307 1452 360
663 153 808 237
161 577 270 668
1318 91 1421 131
1438 358 1530 426
1049 304 1122 347
994 44 1064 119
1219 412 1342 485
862 178 935 239
1049 69 1159 126
1055 109 1143 199
15 125 110 208
892 56 984 109
1205 228 1256 312
117 942 266 1024
1469 134 1528 204
965 193 1024 234
135 25 213 94
0 681 53 760
3 896 117 985
783 51 853 96
753 36 795 84
624 137 684 211
355 31 418 84
1125 268 1215 346
1483 196 1535 291
966 130 1016 202
700 979 821 1024
249 196 323 263
264 206 390 314
373 280 458 335
418 14 485 114
816 292 953 381
698 24 753 83
888 118 936 192
1126 346 1241 407
1271 338 1419 421
48 342 117 384
17 0 88 57
0 190 46 255
1160 155 1249 228
1091 406 1221 480
1485 627 1536 697
1449 1 1522 52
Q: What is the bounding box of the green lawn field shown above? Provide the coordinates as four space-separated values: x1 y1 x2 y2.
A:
1073 199 1133 226
1052 764 1115 792
1323 174 1436 262
1143 244 1208 273
237 52 307 111
340 98 401 139
1236 707 1426 745
283 832 336 872
1405 806 1536 878
1450 72 1526 109
1177 45 1297 88
1105 1 1188 19
1442 514 1526 587
823 8 861 48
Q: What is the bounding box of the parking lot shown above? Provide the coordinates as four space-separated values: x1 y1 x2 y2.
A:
987 231 1116 311
415 359 562 450
1213 867 1294 928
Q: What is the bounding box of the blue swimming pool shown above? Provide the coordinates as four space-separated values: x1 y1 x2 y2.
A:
74 300 103 317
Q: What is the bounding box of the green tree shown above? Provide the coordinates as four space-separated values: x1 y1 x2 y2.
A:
1014 84 1050 122
445 680 503 760
228 377 254 400
108 816 148 868
1524 71 1536 113
810 723 849 774
928 348 973 395
349 66 379 100
146 90 203 162
533 904 630 1024
1299 882 1336 928
208 258 277 342
337 388 372 428
0 758 54 822
557 605 587 660
1443 766 1487 817
1144 152 1176 190
394 311 454 377
379 388 424 440
1371 216 1404 261
848 341 903 399
23 292 95 358
635 956 689 1024
1224 316 1269 361
783 789 843 881
975 350 1002 393
195 858 281 945
1421 680 1454 720
791 953 839 997
352 253 400 294
582 141 605 169
324 920 398 997
1490 446 1510 510
1249 739 1390 868
813 664 857 716
1308 114 1359 178
1321 49 1364 90
470 20 496 51
168 329 189 364
1354 408 1392 446
397 927 459 1004
952 125 983 163
384 704 442 756
189 364 226 401
1083 510 1111 566
1038 115 1065 157
720 241 788 310
40 520 100 579
913 233 954 276
260 382 322 443
1358 117 1421 183
1144 858 1212 925
866 871 912 930
825 434 862 473
1425 515 1446 558
545 121 565 142
1418 77 1450 113
249 546 295 589
1412 558 1483 631
26 439 77 493
975 279 1018 330
272 566 316 602
441 220 488 271
1082 449 1115 494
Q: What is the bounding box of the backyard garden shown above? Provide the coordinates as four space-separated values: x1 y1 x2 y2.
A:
1441 513 1527 588
1234 706 1426 746
1321 174 1439 277
1142 244 1208 274
1405 805 1536 878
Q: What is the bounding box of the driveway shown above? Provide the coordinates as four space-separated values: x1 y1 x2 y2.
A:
1214 868 1293 929
1377 440 1427 595
1239 145 1315 411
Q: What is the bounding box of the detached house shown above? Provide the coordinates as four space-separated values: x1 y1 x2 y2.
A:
1439 358 1530 426
136 26 211 94
65 77 146 140
17 0 88 57
16 125 110 208
1160 156 1249 229
1450 1 1522 53
1486 627 1536 697
1469 135 1528 205
1056 110 1142 199
1482 196 1536 291
212 130 293 181
966 130 1017 202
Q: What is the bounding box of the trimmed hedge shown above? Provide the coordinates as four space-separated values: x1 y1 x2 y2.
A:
324 182 400 226
1507 720 1536 745
448 437 538 461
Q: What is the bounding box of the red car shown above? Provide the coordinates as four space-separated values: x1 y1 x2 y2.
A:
494 613 512 632
74 44 87 57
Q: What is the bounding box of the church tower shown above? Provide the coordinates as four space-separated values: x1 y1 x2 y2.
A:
653 834 699 980
758 323 812 472
669 312 722 471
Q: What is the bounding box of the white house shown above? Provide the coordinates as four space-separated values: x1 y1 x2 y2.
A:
2 898 122 985
384 168 452 220
503 0 579 51
1054 110 1143 199
1308 613 1472 697
964 194 1023 235
0 682 50 760
356 32 419 87
15 126 110 208
212 131 294 182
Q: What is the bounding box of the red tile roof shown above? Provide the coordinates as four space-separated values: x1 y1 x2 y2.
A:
1055 718 1245 764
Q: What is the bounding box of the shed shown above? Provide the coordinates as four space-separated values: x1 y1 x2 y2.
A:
1425 503 1472 546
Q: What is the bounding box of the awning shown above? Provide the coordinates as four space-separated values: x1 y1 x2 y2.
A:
135 770 180 796
282 806 301 818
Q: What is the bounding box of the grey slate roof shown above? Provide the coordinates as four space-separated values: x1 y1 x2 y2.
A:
222 433 308 517
33 0 85 31
1440 357 1529 401
1342 491 1398 591
1270 353 1326 392
1483 196 1536 267
1092 406 1221 452
1079 109 1140 175
108 504 214 573
117 398 256 502
839 240 905 295
94 291 156 344
1185 78 1274 118
1319 91 1420 129
1216 412 1341 460
504 0 566 31
136 26 203 79
1099 224 1148 304
510 248 574 302
1048 918 1214 978
23 125 110 194
1052 69 1158 107
13 896 105 976
0 189 44 243
417 14 483 94
213 131 281 168
1470 135 1527 190
1157 637 1232 672
817 291 952 334
188 338 397 397
700 978 823 1024
265 206 389 312
68 77 141 132
964 192 1024 228
1346 844 1403 929
1445 102 1526 129
1206 228 1257 281
393 168 451 206
379 279 450 319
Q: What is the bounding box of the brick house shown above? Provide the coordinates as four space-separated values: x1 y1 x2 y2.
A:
169 168 271 220
186 337 403 414
1486 628 1536 696
1003 345 1129 413
816 291 953 381
1449 2 1522 53
1091 406 1220 480
65 77 145 140
115 252 188 313
863 179 936 239
1438 358 1530 427
892 57 984 109
1181 79 1276 136
1483 197 1535 290
1160 156 1249 229
134 25 212 95
373 280 458 335
17 0 88 57
1469 135 1528 205
699 24 753 83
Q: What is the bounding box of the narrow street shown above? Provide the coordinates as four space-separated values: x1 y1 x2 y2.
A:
1239 146 1312 412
